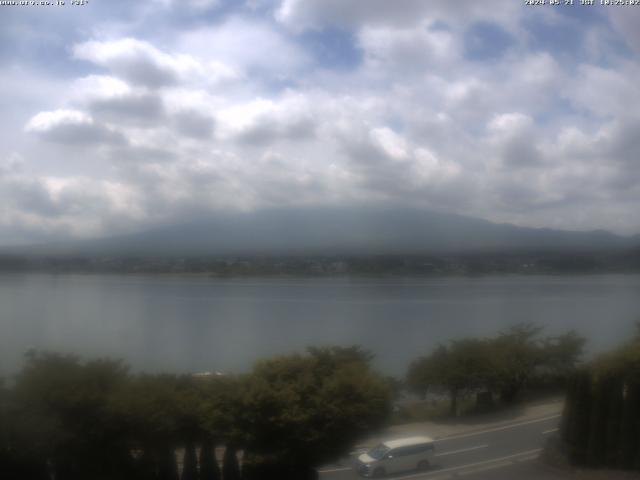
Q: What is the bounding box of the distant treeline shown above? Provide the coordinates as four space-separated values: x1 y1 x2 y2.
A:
561 327 640 471
1 250 640 275
0 347 391 480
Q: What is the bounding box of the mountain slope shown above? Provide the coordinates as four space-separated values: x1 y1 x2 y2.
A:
14 206 637 257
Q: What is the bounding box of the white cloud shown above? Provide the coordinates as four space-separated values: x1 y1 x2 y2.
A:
0 166 144 241
358 23 458 74
73 38 238 88
25 109 126 146
276 0 520 31
172 109 215 139
177 18 309 76
70 77 165 124
488 113 533 135
26 110 92 133
216 93 316 145
71 75 132 101
567 63 640 118
608 8 640 55
155 0 220 10
2 1 640 242
369 127 408 161
73 39 181 87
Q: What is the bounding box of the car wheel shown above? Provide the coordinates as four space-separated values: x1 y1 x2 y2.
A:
417 460 429 470
372 466 385 477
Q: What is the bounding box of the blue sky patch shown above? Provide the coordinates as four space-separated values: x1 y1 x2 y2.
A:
464 22 515 61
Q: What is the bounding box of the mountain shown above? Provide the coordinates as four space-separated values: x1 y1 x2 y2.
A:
9 206 638 257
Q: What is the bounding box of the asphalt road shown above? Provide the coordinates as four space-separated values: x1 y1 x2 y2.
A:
319 414 561 480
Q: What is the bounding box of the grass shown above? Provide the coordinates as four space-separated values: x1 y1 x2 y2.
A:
389 396 478 425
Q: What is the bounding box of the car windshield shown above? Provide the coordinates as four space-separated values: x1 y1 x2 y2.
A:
367 444 390 460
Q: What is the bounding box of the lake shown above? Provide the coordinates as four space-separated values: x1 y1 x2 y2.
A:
1 273 639 376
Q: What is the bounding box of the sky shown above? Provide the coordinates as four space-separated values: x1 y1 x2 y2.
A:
1 0 640 245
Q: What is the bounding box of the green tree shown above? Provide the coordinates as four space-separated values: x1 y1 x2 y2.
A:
406 339 492 415
541 331 586 379
406 355 437 399
198 375 243 445
595 330 640 470
111 374 184 480
561 368 592 465
407 324 585 413
561 325 640 471
620 380 640 469
11 352 133 480
235 346 391 478
490 324 544 403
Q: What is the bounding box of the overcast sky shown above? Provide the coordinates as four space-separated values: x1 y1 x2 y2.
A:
1 0 639 245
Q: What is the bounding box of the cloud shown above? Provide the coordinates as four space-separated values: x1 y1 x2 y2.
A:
157 0 220 10
216 94 316 145
172 109 215 139
358 22 458 74
69 75 164 125
72 38 238 89
110 145 178 164
276 0 429 30
464 21 514 61
73 39 181 87
331 118 465 209
0 162 144 241
89 93 165 124
3 1 640 243
177 18 309 77
25 110 126 146
566 63 640 118
276 0 520 31
608 8 640 55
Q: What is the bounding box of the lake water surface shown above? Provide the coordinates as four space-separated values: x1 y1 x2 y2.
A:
1 273 639 376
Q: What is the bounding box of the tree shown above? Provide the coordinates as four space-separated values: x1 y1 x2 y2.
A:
541 331 586 378
561 327 640 471
406 356 437 399
0 377 11 472
306 345 374 370
0 377 48 480
111 374 185 480
11 352 133 480
199 439 220 480
235 346 392 478
182 442 198 480
562 368 591 465
222 445 240 480
489 324 544 403
620 380 640 469
406 339 492 415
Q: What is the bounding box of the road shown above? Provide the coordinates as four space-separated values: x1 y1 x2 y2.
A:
319 414 561 480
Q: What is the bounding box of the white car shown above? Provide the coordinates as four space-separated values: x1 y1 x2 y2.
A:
355 435 435 477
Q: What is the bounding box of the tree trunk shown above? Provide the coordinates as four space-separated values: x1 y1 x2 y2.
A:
587 376 611 468
199 440 220 480
158 445 179 480
222 445 240 480
182 442 198 480
604 378 624 467
450 388 458 417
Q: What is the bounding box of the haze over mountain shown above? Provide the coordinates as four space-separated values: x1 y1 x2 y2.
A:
10 207 638 258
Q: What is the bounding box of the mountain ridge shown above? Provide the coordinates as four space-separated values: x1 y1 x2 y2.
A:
5 206 638 258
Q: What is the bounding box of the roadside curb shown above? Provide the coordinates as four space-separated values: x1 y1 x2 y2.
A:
433 413 562 441
352 402 564 452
